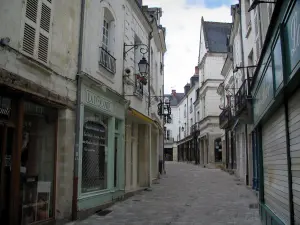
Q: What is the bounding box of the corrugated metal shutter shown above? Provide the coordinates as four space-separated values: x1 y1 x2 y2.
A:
289 89 300 224
262 106 289 224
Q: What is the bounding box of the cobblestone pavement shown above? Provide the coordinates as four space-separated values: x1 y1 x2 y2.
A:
71 162 261 225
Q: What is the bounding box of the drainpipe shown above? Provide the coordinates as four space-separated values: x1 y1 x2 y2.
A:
72 0 85 220
238 0 249 186
148 31 153 116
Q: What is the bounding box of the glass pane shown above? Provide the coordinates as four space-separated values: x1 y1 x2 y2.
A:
114 136 118 187
81 110 109 193
273 37 283 90
21 101 56 224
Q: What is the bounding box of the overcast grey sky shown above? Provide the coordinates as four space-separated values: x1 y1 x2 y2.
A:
143 0 238 94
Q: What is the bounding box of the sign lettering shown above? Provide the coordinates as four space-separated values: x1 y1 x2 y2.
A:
85 90 112 113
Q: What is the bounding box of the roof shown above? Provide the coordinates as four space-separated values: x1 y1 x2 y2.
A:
165 93 185 106
202 19 232 53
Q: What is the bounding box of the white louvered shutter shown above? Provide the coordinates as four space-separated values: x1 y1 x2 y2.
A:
22 0 52 64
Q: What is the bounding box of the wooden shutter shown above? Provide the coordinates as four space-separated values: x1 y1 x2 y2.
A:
22 0 52 63
288 89 300 224
262 106 290 224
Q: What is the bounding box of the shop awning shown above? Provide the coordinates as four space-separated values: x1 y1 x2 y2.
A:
128 108 154 124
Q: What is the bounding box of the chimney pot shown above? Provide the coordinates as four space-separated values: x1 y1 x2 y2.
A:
195 66 199 75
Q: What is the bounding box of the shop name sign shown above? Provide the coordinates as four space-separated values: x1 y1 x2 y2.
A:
85 90 112 113
286 1 300 74
254 67 273 122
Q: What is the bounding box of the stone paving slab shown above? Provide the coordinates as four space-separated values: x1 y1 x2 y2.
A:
67 162 261 225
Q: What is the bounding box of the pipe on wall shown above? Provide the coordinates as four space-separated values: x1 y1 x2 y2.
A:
72 0 85 220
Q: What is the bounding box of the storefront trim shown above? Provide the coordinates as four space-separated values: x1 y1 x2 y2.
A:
260 203 285 225
128 108 154 124
77 81 126 212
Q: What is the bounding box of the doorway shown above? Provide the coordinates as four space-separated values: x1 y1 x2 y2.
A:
0 125 14 224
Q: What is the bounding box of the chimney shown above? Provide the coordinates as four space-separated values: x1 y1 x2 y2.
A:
195 66 199 75
184 83 191 95
171 89 176 96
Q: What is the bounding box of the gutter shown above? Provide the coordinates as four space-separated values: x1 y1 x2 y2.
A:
72 0 85 220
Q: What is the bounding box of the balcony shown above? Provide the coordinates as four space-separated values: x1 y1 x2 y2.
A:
235 79 253 123
99 47 116 74
219 107 233 129
191 122 200 133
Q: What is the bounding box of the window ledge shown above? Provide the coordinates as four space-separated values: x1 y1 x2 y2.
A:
17 53 51 76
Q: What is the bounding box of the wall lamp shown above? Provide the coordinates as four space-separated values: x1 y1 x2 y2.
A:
123 43 149 76
233 65 258 73
248 0 276 12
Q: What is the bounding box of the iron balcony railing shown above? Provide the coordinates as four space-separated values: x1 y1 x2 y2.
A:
191 122 200 133
99 47 116 74
164 138 174 144
219 107 232 129
235 79 252 115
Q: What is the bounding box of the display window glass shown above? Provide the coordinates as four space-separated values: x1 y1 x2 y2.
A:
21 101 56 224
81 109 109 193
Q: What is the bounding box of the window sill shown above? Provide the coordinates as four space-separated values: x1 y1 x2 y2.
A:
17 52 51 76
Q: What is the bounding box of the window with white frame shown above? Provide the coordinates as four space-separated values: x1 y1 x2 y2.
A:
184 104 186 118
21 0 53 64
99 8 116 74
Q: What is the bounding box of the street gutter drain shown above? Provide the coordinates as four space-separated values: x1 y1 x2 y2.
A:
96 209 112 216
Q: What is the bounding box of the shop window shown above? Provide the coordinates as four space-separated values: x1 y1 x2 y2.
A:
273 36 283 90
81 110 109 193
21 101 56 224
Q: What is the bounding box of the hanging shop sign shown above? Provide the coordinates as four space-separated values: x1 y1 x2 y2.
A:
85 89 113 113
285 0 300 76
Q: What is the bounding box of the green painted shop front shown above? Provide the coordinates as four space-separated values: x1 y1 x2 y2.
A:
77 81 126 211
251 0 300 224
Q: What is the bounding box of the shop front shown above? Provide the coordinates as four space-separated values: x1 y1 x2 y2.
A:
77 81 125 212
0 85 71 225
125 108 153 192
251 0 300 224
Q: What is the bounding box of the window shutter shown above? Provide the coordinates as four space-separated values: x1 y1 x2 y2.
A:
22 0 52 63
37 0 52 63
23 0 38 56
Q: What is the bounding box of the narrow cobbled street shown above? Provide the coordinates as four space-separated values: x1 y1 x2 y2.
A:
71 162 261 225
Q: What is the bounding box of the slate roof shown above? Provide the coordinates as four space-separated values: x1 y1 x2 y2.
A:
165 93 185 106
202 19 232 53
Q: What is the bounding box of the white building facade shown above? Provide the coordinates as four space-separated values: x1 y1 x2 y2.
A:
0 0 80 223
0 0 166 223
194 18 232 167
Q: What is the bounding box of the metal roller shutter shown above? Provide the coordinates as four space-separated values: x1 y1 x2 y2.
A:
288 89 300 224
262 106 289 224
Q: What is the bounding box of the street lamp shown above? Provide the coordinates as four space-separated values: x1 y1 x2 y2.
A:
124 43 149 76
138 57 149 76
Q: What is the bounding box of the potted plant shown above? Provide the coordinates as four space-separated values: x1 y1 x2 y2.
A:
140 76 147 85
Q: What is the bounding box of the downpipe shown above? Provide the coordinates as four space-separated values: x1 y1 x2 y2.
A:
72 0 85 220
